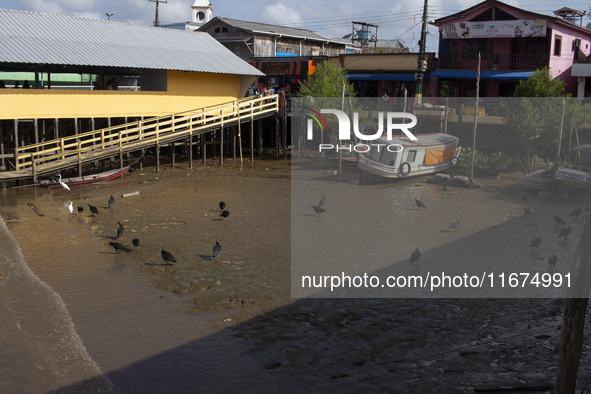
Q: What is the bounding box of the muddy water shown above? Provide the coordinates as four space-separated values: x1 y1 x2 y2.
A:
0 165 281 393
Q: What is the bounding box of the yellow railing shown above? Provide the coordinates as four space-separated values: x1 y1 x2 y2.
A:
15 94 278 174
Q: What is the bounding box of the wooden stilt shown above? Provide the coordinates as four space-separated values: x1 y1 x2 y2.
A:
0 121 5 170
13 119 18 170
171 142 175 167
250 117 254 163
55 118 59 140
258 119 263 158
189 133 193 169
275 114 280 159
220 124 224 167
282 112 287 159
156 143 160 172
201 133 206 164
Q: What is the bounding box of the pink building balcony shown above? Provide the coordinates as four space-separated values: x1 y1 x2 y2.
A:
438 52 548 71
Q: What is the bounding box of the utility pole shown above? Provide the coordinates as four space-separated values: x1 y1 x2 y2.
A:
415 0 429 104
149 0 168 27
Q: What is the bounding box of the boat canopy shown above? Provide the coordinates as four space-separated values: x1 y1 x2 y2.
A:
572 145 591 154
373 133 459 148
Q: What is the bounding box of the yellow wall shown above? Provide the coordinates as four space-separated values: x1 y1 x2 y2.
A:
0 71 243 120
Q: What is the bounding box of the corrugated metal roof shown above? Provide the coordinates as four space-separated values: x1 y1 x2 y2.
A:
206 17 345 45
0 9 264 76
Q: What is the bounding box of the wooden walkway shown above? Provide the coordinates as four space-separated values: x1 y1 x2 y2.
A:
0 95 279 182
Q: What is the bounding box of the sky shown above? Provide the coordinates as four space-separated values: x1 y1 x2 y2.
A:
3 0 591 53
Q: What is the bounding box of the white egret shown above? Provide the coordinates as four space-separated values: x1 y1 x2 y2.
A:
58 174 70 191
68 201 73 219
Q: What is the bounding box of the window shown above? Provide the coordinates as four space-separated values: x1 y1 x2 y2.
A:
222 27 228 33
214 27 220 33
554 35 562 56
407 150 417 162
463 39 489 59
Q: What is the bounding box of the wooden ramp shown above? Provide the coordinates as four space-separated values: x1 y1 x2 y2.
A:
0 95 279 182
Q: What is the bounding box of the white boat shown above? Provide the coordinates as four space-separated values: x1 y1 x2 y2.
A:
357 133 461 179
520 170 554 190
554 145 591 189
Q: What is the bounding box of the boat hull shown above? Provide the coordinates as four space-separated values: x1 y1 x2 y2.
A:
554 166 591 189
37 166 130 188
358 155 456 178
520 171 554 190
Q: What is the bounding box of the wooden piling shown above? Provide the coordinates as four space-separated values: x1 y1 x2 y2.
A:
156 143 160 172
171 142 175 167
201 133 206 164
258 119 263 158
250 117 254 162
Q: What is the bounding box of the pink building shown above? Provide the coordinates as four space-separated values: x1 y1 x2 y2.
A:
430 0 591 97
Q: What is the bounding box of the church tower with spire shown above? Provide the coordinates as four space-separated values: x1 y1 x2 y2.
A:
191 0 213 26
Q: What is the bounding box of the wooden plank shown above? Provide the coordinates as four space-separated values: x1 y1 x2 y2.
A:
27 202 44 217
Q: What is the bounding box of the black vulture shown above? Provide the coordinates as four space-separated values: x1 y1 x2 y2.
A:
410 247 421 264
108 195 115 208
161 249 176 265
524 207 531 216
116 222 125 239
548 254 558 270
414 198 427 210
77 205 84 214
554 213 566 225
88 204 99 217
529 236 541 249
220 210 230 219
213 240 222 258
570 207 583 219
109 242 130 253
312 205 326 215
558 226 571 240
219 201 226 210
132 238 140 249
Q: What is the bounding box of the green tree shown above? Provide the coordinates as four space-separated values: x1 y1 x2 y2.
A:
512 67 569 97
501 67 584 171
298 60 355 98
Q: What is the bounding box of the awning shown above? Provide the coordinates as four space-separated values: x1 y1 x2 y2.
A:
275 51 298 57
430 69 534 79
430 70 478 79
345 73 427 81
480 70 534 79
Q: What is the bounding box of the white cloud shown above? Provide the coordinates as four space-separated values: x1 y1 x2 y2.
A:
259 3 303 27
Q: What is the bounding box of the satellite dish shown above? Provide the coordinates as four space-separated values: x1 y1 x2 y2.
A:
342 33 353 39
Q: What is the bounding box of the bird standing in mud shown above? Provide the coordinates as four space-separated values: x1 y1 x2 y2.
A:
529 236 541 250
312 204 326 215
524 207 531 216
116 222 125 239
108 195 115 208
548 254 558 271
78 205 84 214
410 247 421 264
570 207 582 220
213 240 221 258
558 226 571 240
449 220 460 231
88 204 99 217
220 210 230 220
319 195 326 207
161 249 176 265
219 201 225 210
554 213 565 225
109 242 130 254
132 238 140 250
58 174 70 191
414 198 426 210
